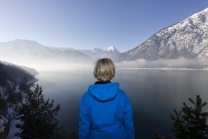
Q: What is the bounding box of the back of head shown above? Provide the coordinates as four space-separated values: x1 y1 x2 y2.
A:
94 58 115 81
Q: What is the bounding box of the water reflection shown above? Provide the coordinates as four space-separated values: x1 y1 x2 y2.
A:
37 69 208 139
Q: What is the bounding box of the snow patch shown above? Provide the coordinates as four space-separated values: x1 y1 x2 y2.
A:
7 107 21 139
0 116 8 133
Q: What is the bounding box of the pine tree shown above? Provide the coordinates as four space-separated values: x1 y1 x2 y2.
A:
19 76 29 91
154 95 208 139
170 95 208 139
154 131 171 139
16 84 63 139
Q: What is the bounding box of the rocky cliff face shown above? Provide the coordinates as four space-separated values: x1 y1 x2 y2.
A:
113 8 208 62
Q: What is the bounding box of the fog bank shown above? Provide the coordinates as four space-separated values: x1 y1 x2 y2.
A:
115 57 208 69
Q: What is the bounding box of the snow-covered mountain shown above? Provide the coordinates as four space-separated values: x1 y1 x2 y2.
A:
0 39 92 65
77 48 105 60
6 7 208 67
0 39 57 57
1 8 208 67
113 7 208 62
77 46 120 60
0 39 121 66
102 46 120 58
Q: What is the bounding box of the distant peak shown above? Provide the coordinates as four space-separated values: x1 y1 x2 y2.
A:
107 46 116 51
106 46 120 53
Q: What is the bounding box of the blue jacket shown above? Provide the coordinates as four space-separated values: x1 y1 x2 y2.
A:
79 82 135 139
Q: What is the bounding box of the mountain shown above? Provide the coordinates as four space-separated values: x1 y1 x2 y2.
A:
0 39 121 68
1 8 208 67
0 39 57 58
102 46 120 58
0 39 92 66
113 7 208 62
49 46 75 51
77 48 105 60
77 46 120 61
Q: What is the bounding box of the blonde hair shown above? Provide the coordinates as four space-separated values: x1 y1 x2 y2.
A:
94 58 115 81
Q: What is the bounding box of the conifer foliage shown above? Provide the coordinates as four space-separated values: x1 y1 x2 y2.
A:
154 95 208 139
16 84 63 139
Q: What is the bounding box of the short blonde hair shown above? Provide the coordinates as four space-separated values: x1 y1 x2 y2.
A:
94 58 115 81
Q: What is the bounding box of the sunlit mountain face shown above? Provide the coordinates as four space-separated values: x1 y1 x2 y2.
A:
112 8 208 62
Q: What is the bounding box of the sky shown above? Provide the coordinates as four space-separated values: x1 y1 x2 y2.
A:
0 0 207 52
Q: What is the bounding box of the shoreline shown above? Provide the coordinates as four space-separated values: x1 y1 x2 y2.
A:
117 68 208 71
26 78 39 86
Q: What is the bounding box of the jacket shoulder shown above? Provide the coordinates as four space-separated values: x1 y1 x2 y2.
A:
81 91 91 104
82 91 90 97
117 89 130 103
118 89 128 97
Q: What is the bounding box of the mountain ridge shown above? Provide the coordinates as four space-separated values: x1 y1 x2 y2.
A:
0 39 92 67
112 7 208 62
0 39 121 63
0 8 208 67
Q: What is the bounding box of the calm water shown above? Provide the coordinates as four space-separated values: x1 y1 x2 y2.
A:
36 69 208 139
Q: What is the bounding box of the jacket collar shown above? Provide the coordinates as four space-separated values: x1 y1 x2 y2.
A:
94 80 111 84
88 82 119 102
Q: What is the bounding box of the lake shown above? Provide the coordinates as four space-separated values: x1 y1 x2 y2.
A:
36 69 208 139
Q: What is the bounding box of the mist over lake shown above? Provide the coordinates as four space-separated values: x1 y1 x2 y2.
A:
36 69 208 139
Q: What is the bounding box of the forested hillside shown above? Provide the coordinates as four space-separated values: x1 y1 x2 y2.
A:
0 61 37 138
0 62 77 139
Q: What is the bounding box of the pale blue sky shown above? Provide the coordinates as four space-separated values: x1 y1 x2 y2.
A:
0 0 207 52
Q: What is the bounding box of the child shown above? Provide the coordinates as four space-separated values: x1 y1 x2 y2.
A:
79 58 135 139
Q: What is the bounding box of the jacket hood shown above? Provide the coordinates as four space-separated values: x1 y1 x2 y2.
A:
88 82 119 102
